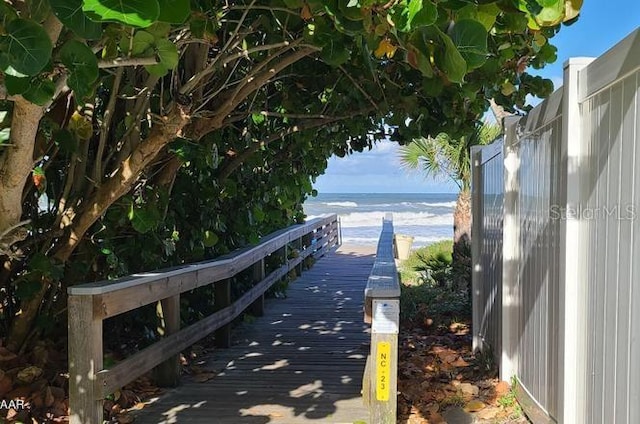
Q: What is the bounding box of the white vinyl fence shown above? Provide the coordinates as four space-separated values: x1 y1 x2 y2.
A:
471 28 640 424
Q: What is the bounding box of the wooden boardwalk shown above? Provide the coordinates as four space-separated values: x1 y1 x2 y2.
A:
134 245 375 424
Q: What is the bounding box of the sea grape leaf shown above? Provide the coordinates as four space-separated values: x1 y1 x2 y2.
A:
407 0 437 29
476 4 501 30
0 18 52 76
59 40 99 99
131 30 155 56
320 39 350 66
154 39 179 68
157 0 190 23
534 0 565 26
449 19 487 69
50 0 102 39
145 39 179 76
407 30 435 77
22 78 55 105
82 0 160 28
4 75 31 95
128 203 161 233
27 0 51 22
437 30 466 83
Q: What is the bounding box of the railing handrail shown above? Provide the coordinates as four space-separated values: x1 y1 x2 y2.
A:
363 213 400 424
365 213 401 299
69 215 335 296
68 214 340 424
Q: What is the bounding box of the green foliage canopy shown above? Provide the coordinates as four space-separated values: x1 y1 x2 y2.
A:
0 0 581 352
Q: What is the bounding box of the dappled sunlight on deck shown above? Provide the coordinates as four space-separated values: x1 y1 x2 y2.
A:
133 245 375 423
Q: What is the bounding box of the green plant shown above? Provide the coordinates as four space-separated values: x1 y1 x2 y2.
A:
497 389 517 408
399 240 453 285
497 379 524 419
414 250 452 287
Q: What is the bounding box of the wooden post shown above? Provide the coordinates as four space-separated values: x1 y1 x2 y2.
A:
250 259 265 316
369 298 399 424
302 232 313 269
154 294 181 386
68 295 103 424
214 279 231 348
294 237 303 275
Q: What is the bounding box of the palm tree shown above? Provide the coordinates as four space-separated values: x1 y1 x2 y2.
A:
400 122 501 287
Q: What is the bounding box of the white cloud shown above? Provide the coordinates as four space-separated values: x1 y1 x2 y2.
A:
314 140 457 193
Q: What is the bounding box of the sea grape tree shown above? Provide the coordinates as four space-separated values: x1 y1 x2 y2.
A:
0 0 580 352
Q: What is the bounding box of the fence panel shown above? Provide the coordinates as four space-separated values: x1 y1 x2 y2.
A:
472 27 640 424
578 32 640 424
507 89 564 420
471 141 503 364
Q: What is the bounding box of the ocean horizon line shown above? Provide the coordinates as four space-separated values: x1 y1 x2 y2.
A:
309 191 458 195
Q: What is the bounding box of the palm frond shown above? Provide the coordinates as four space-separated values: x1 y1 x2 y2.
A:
398 121 502 191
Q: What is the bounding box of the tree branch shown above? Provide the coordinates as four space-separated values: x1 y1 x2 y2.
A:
221 41 293 66
53 104 191 263
217 107 374 182
190 47 316 139
180 0 257 95
338 65 379 111
98 57 160 69
92 68 123 186
229 110 347 122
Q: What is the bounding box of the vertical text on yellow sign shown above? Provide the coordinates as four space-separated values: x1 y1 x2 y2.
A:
376 341 391 401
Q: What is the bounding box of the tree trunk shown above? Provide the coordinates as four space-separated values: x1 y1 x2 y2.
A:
6 105 191 352
0 99 44 238
452 189 472 291
0 14 62 241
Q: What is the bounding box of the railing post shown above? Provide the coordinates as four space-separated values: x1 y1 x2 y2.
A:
294 237 303 275
155 294 181 386
250 259 266 316
214 279 232 348
302 232 313 268
68 295 103 424
370 298 399 423
277 245 287 268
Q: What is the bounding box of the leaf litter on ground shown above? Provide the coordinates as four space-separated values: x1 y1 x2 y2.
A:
397 318 529 424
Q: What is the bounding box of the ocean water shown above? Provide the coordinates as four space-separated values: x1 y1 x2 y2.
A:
303 193 456 247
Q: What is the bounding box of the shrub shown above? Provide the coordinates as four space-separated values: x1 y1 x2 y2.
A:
398 240 471 325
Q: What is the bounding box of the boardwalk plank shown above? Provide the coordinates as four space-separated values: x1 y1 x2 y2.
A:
133 245 375 424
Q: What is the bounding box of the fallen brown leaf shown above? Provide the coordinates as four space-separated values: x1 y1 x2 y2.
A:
476 406 500 419
451 357 470 367
495 380 510 396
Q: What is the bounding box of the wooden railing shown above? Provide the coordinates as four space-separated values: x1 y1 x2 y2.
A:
67 215 340 424
363 213 400 423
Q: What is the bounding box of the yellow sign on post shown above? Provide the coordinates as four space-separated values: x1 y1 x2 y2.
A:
376 341 391 401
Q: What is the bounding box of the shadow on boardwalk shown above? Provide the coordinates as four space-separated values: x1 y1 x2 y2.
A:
133 245 375 424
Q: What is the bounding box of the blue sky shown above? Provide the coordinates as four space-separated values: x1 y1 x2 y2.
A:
313 1 640 194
